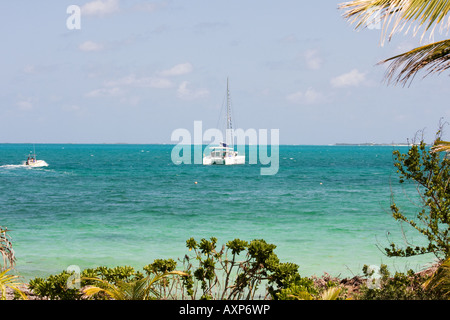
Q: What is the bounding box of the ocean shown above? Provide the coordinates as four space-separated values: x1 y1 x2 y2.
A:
0 144 435 281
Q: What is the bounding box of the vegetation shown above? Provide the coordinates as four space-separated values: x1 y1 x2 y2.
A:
0 226 27 300
339 0 450 86
0 269 28 300
182 237 310 300
387 129 450 260
357 264 436 299
338 0 450 297
83 270 188 300
27 238 317 300
28 264 184 300
0 231 444 300
0 225 15 270
423 257 450 298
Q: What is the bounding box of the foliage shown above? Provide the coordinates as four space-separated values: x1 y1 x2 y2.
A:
0 269 28 300
339 0 450 86
356 264 441 300
29 270 84 300
29 265 142 300
0 227 27 300
83 270 188 300
28 237 306 300
275 276 319 300
423 257 450 298
142 259 186 299
0 226 15 270
182 237 306 300
24 237 450 300
279 286 343 300
386 132 450 259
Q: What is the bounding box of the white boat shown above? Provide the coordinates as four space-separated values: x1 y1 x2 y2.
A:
203 142 245 165
203 78 245 166
25 146 48 167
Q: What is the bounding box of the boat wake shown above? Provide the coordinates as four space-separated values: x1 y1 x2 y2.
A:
0 160 49 169
0 164 27 169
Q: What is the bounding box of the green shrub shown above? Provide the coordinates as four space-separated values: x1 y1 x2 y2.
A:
27 238 326 300
182 237 309 300
356 264 437 300
388 133 450 259
29 270 83 300
29 265 140 300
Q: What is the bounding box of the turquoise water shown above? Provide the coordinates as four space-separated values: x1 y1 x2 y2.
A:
0 144 435 281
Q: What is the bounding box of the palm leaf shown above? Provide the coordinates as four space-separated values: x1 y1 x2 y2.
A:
320 287 342 300
0 269 28 300
83 277 152 300
431 139 450 153
339 0 450 43
288 291 313 300
82 270 188 300
380 39 450 85
423 258 450 297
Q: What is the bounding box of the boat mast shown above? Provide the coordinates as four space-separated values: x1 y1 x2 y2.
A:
226 77 234 148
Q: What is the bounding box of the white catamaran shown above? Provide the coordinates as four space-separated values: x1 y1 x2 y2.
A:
203 78 245 166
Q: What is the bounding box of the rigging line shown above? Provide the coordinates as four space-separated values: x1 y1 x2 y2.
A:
216 92 227 131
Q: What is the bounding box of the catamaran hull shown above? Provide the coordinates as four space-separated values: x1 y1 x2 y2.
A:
203 155 245 165
225 155 245 165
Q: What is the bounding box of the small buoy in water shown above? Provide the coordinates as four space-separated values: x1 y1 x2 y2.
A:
194 181 198 184
320 182 323 185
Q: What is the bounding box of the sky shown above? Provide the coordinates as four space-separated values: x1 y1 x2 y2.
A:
0 0 449 145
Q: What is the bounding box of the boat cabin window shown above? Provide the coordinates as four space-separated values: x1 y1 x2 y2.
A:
212 151 222 157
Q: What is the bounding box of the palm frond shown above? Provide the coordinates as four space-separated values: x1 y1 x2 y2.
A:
82 270 188 300
431 139 450 153
339 0 450 44
0 269 28 300
380 39 450 85
423 258 450 297
320 287 342 300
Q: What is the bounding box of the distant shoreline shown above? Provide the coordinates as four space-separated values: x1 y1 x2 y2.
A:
334 143 412 146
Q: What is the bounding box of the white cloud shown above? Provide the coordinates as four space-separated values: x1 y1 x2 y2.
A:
16 98 35 110
158 63 193 77
177 81 209 100
304 49 322 70
86 74 173 100
331 69 366 88
81 0 119 16
286 87 326 105
105 74 173 89
79 41 104 52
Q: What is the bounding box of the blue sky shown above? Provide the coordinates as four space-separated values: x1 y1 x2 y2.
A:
0 1 448 144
